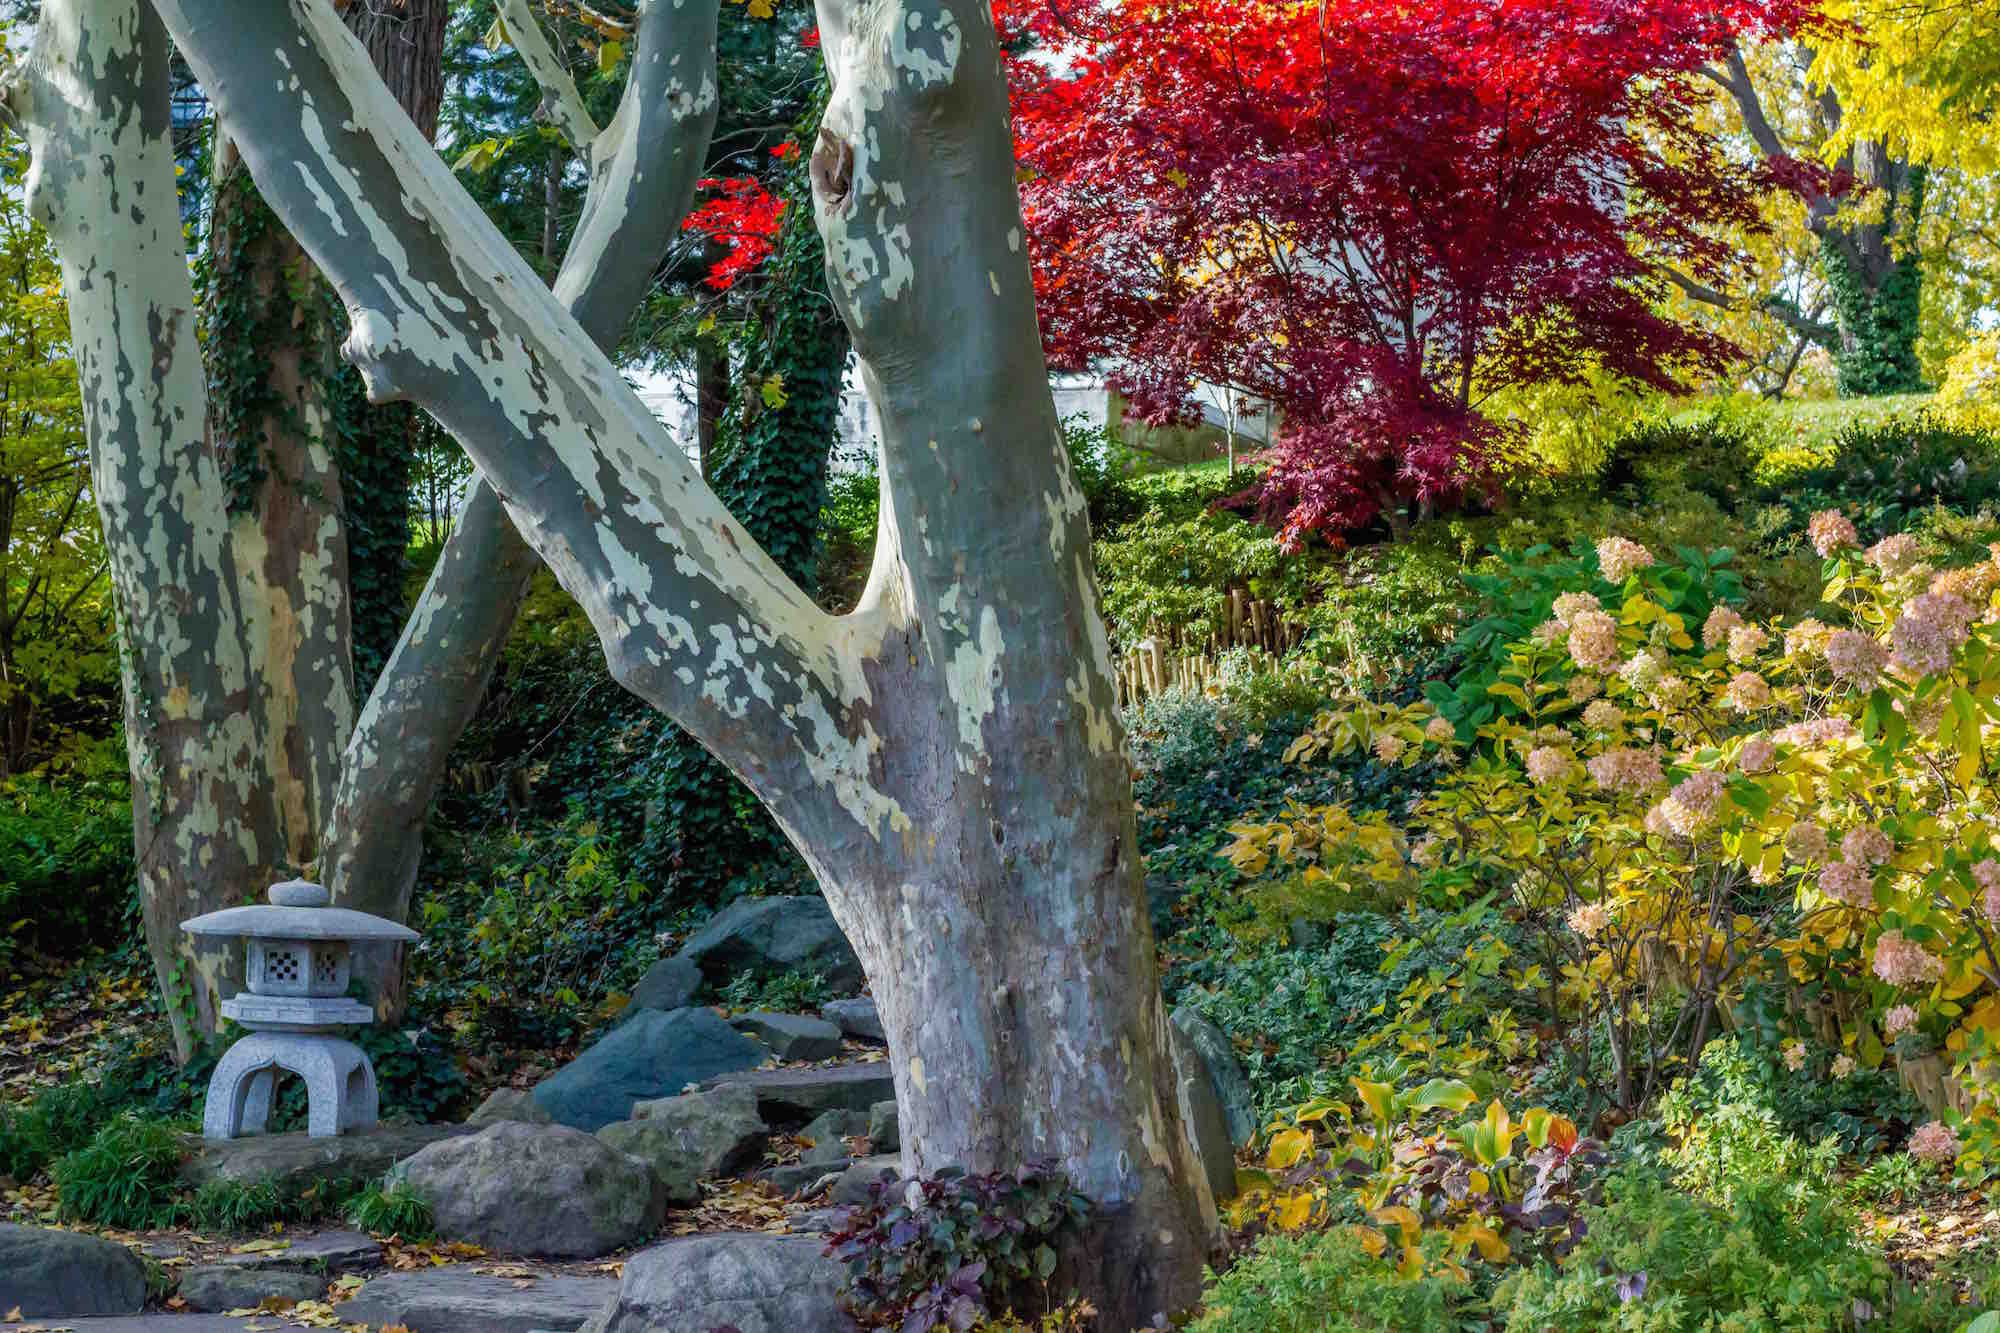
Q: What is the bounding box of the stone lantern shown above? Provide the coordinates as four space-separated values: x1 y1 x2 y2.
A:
182 879 419 1140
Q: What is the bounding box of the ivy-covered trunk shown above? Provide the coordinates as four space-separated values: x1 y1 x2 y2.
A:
1819 164 1926 398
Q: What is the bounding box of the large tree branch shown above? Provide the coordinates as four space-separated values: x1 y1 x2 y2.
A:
493 0 600 156
1662 265 1839 346
323 0 724 978
152 0 892 838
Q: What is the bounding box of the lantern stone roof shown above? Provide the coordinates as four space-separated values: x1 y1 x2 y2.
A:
180 879 419 943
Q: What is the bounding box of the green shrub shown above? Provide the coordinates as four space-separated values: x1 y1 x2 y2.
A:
1170 903 1524 1113
52 1115 187 1229
0 1075 139 1182
1494 1172 1962 1331
346 1177 436 1239
1191 1227 1475 1333
180 1174 363 1234
1658 1036 1920 1201
1755 411 2000 541
0 749 136 963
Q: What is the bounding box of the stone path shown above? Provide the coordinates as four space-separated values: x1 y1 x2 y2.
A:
6 1317 315 1331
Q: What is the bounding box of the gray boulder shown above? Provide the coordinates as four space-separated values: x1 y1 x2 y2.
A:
579 1233 856 1333
179 1265 326 1312
799 1108 869 1165
390 1122 667 1259
678 896 863 990
468 1087 554 1127
732 1011 844 1061
597 1085 769 1201
759 1160 842 1195
820 997 885 1043
832 1155 901 1208
1172 1005 1257 1147
705 1061 896 1124
866 1099 899 1154
534 1006 767 1132
0 1223 147 1317
1170 1020 1239 1204
621 955 703 1019
337 1269 618 1333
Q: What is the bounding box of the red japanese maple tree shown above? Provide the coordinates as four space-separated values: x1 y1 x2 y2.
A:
1007 0 1816 542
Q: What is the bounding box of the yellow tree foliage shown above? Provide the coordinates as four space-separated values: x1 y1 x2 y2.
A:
1808 0 2000 173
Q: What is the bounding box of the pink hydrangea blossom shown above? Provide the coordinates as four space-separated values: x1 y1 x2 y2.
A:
1567 901 1613 939
1532 618 1568 647
1784 821 1829 864
1819 860 1874 908
1783 1042 1807 1072
1977 860 2000 922
1831 1054 1857 1078
1866 533 1923 578
1727 624 1771 663
1908 1120 1960 1165
1872 932 1943 988
1661 771 1725 835
1619 650 1665 692
1597 537 1655 583
1724 671 1773 712
1808 509 1859 557
1883 1004 1919 1039
1773 717 1856 746
1525 746 1573 785
1703 605 1744 651
1581 700 1624 730
1373 733 1407 764
1567 609 1621 671
1567 674 1602 703
1841 825 1893 867
1738 737 1775 774
1784 618 1831 660
1889 592 1973 677
1425 717 1455 744
1826 630 1890 688
1586 747 1665 794
1551 591 1602 626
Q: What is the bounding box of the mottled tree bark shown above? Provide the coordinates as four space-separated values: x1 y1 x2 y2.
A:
203 142 355 877
10 0 277 1056
50 0 1214 1317
326 0 724 1019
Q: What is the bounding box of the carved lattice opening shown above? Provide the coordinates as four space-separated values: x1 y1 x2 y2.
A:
263 949 300 985
313 950 341 986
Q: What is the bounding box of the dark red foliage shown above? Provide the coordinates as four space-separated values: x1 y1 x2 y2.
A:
683 174 786 290
1007 0 1818 540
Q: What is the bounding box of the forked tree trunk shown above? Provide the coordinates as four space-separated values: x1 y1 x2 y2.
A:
36 0 1214 1318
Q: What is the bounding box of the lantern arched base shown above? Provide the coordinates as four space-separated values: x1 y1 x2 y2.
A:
202 1032 380 1140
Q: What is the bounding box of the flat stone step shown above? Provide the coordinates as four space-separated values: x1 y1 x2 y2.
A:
179 1123 475 1190
334 1268 618 1333
701 1063 895 1122
209 1228 382 1274
15 1312 310 1320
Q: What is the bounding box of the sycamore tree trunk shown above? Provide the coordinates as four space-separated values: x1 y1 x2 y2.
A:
325 0 724 1019
112 0 1215 1317
11 0 280 1054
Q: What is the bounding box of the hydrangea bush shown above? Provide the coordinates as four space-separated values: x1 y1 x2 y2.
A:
1224 519 2000 1177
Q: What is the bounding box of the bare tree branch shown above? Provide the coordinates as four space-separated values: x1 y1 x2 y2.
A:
494 0 601 156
